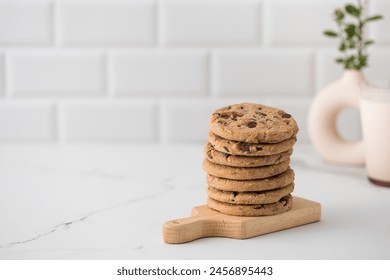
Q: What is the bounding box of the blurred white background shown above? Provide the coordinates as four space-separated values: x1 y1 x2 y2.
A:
0 0 389 143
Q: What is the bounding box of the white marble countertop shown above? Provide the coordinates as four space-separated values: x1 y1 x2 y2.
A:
0 143 389 260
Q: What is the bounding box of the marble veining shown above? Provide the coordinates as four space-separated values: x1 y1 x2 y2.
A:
1 176 175 250
1 217 88 249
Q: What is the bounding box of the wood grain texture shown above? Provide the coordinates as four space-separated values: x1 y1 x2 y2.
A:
163 196 321 244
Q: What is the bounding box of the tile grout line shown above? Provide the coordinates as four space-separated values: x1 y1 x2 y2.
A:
310 48 316 96
3 49 11 99
313 48 319 95
102 50 110 99
258 0 265 47
53 0 61 47
156 0 163 48
155 100 162 143
56 100 63 143
261 0 270 48
208 48 215 99
53 100 60 142
0 51 4 98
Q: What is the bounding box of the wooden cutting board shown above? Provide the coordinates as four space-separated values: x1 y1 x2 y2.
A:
163 196 321 244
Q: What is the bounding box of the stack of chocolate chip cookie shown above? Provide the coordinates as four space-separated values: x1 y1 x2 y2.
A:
203 102 299 217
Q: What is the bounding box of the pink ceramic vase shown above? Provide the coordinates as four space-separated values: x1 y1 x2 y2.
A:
308 70 366 165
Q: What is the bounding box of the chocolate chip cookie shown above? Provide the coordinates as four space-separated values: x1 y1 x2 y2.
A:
207 183 294 205
204 142 293 167
207 194 293 216
207 167 295 192
210 103 298 144
203 158 290 180
208 131 297 156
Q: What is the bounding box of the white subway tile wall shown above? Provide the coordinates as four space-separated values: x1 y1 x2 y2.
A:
0 50 3 95
160 0 261 46
109 49 208 97
264 0 350 46
0 100 54 141
0 0 389 143
59 100 157 141
0 1 53 45
212 49 313 97
58 0 155 46
315 49 343 91
366 50 390 88
7 50 105 96
370 0 390 45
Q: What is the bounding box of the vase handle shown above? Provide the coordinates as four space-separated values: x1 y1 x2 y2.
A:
308 91 365 165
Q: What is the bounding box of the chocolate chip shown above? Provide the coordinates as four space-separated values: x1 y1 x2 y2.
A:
240 106 244 109
256 146 263 151
247 121 257 128
282 113 291 118
225 154 231 159
231 117 237 121
259 112 267 117
239 142 250 152
237 125 241 128
223 146 230 153
230 192 238 202
227 106 232 110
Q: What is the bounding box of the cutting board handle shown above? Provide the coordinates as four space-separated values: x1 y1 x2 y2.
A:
163 210 218 244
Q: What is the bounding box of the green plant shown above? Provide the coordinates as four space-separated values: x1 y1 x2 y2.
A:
323 0 383 70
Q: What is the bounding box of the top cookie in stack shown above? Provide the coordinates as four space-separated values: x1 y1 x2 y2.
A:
203 102 299 217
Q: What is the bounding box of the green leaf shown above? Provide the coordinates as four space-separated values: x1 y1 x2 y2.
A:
339 42 347 51
335 57 344 64
364 40 375 46
347 39 356 49
359 54 368 67
344 24 356 38
344 55 357 69
323 30 338 37
334 9 345 21
365 15 384 22
345 4 361 17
